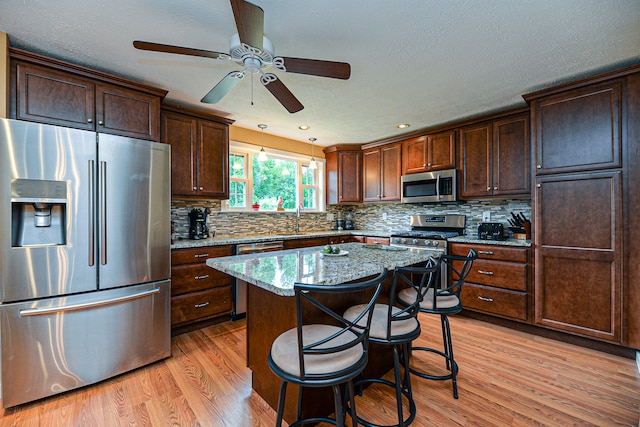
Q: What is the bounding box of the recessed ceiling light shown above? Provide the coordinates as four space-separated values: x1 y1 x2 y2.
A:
298 125 310 130
397 123 410 129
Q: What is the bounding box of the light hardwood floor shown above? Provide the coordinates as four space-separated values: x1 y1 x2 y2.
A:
1 314 638 426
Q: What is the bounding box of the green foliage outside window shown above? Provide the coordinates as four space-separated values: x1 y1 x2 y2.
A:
252 155 297 210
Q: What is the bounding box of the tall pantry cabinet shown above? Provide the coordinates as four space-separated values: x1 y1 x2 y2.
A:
525 65 640 347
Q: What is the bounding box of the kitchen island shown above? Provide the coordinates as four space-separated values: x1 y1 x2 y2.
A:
207 242 440 423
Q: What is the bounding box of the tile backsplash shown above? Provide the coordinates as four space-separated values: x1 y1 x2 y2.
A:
171 199 531 241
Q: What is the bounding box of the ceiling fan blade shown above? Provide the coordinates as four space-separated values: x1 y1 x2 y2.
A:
133 40 226 59
201 72 243 104
230 0 264 50
281 57 351 80
263 77 304 113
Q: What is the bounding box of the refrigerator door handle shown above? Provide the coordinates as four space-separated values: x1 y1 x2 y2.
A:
100 160 107 265
89 160 95 266
19 287 161 316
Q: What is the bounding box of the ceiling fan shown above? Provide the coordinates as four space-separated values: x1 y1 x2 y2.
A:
133 0 351 113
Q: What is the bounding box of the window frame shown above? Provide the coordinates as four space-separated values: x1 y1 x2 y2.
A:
225 141 325 212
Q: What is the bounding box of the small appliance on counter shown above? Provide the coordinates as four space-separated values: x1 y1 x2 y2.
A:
189 208 210 239
344 210 355 230
478 222 504 240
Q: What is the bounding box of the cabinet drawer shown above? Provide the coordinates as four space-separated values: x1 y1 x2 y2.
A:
461 259 527 291
171 246 233 266
284 237 329 249
462 283 527 321
450 243 528 263
365 236 390 245
171 286 232 326
171 264 232 296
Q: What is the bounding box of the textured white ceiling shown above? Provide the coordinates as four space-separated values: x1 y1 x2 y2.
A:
1 0 639 146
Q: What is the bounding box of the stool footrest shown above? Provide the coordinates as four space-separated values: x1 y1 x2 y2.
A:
409 346 459 398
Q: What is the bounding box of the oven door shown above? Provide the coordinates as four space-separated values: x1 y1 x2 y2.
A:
401 169 457 203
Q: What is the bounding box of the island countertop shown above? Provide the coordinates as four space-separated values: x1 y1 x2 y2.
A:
206 242 440 296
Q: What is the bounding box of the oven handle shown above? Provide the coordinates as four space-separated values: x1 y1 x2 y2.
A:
436 173 441 200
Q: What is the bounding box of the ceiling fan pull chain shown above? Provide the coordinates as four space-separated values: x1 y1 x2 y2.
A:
251 73 254 105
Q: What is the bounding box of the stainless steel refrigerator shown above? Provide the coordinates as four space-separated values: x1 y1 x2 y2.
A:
0 118 171 407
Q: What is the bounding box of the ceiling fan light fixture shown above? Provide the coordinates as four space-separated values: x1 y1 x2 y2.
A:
397 123 410 129
258 123 268 161
298 125 310 130
309 137 318 170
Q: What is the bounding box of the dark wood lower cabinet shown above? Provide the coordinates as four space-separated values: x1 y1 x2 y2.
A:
534 171 623 343
171 246 234 332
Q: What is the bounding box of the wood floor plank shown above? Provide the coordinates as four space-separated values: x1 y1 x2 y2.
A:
1 315 638 426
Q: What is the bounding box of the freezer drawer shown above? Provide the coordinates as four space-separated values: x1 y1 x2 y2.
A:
0 281 171 407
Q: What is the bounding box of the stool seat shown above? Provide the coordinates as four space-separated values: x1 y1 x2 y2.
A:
270 325 363 378
344 304 419 340
397 288 460 311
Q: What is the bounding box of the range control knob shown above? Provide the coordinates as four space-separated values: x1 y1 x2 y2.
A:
412 239 418 245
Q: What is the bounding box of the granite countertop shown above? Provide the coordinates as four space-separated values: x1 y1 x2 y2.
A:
206 242 440 297
448 235 532 247
171 229 391 249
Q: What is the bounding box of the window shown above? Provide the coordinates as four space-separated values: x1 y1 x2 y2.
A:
227 142 324 212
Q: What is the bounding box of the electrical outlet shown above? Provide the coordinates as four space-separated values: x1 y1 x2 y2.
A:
482 211 491 222
382 212 388 220
326 213 334 221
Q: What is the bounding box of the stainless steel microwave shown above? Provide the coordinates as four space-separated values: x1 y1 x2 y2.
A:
401 169 457 203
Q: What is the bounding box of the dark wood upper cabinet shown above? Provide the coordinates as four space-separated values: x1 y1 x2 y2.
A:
459 113 530 198
10 48 166 141
324 146 362 204
161 105 232 199
362 142 401 202
531 80 622 175
402 130 455 174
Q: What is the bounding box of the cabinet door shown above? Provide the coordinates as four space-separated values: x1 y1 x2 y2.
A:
380 143 401 201
96 84 160 141
533 80 622 174
362 147 381 202
338 151 362 203
197 120 229 198
428 130 455 170
402 136 428 174
534 171 622 343
161 111 197 196
15 62 95 130
492 114 530 196
459 123 492 198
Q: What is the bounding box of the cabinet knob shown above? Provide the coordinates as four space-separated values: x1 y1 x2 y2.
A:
537 183 541 188
428 163 432 167
193 186 197 190
493 186 498 190
199 187 204 190
423 163 427 167
537 164 542 169
87 118 93 123
487 187 491 191
98 120 104 125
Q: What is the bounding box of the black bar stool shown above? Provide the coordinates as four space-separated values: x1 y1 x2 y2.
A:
343 258 441 427
268 269 388 427
396 249 477 399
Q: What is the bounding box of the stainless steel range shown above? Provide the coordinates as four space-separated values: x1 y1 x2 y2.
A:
390 214 466 287
390 214 466 252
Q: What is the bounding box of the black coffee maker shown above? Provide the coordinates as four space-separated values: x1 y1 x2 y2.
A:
189 208 209 240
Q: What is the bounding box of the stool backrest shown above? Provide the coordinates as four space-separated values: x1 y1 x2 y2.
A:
386 257 442 339
293 268 388 380
440 248 478 297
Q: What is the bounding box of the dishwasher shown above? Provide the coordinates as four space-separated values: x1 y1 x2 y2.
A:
232 241 284 320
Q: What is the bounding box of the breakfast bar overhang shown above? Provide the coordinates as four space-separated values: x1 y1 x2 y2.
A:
207 242 439 423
